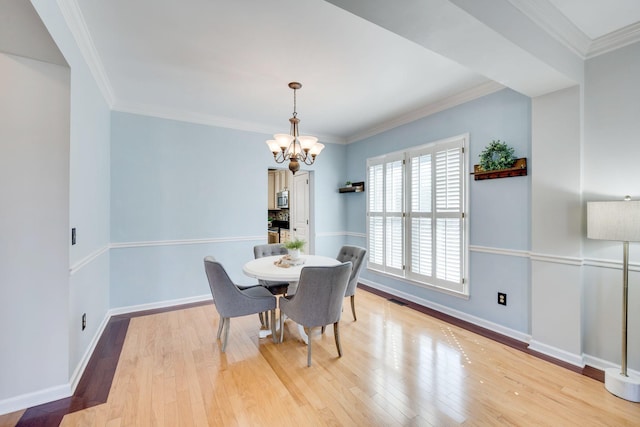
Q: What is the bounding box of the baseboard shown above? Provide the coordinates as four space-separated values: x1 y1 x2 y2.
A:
69 311 112 393
1 311 112 415
528 339 584 367
0 383 71 416
108 294 212 317
583 354 640 378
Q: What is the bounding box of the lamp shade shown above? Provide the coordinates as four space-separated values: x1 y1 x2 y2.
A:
587 200 640 242
274 133 294 149
266 140 280 153
298 135 318 151
309 142 325 156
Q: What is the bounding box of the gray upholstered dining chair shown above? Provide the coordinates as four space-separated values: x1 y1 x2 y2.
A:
278 262 352 367
336 245 368 321
203 256 277 352
253 243 290 295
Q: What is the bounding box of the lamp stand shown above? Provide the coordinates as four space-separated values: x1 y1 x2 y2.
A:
605 240 640 402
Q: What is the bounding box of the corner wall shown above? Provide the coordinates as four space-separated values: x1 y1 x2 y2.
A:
530 85 583 364
0 52 70 407
582 41 640 371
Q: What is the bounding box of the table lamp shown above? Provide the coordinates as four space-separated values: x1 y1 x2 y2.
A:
587 196 640 402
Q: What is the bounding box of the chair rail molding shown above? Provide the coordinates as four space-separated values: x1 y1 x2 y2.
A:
110 235 265 249
69 245 109 275
529 252 583 266
469 245 530 258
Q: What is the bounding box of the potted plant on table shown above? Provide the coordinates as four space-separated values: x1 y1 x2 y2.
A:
283 238 306 260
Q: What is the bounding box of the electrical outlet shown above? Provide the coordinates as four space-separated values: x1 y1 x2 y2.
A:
72 228 77 245
82 313 86 330
497 292 507 306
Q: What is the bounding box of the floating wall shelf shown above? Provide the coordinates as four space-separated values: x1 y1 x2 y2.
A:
473 158 527 181
339 181 365 193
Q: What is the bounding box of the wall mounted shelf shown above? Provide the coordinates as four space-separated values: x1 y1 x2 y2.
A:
339 181 365 193
472 158 527 181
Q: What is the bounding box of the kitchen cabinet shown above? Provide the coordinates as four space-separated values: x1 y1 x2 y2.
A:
279 229 290 243
269 169 292 209
268 171 276 210
268 230 279 243
274 169 290 193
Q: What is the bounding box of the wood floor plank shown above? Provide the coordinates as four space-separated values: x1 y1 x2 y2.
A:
5 290 640 426
0 411 24 427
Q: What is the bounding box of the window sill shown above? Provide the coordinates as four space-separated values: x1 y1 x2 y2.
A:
365 267 469 299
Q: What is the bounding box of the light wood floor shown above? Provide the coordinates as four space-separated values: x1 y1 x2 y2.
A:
4 290 640 426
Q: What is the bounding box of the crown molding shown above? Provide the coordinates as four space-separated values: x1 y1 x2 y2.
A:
346 81 504 144
57 0 115 107
587 21 640 58
506 0 590 58
508 0 640 60
113 100 346 144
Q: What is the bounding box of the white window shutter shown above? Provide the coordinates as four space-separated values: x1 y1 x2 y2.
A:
434 145 463 288
367 162 384 269
367 135 466 294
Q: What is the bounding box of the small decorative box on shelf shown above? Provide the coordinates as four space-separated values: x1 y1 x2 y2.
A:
339 181 365 193
473 158 527 181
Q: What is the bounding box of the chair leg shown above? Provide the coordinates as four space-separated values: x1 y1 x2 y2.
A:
334 322 342 357
350 295 357 321
216 316 224 339
305 327 313 367
221 318 230 352
271 310 277 343
258 312 266 328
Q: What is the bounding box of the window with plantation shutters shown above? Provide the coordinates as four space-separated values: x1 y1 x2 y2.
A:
367 135 467 295
367 153 404 276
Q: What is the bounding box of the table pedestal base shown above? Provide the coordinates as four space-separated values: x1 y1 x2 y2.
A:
258 329 272 339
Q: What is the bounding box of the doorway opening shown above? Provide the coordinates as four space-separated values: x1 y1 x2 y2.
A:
267 168 313 253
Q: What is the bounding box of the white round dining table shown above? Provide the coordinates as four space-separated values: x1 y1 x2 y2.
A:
242 254 340 287
242 254 341 343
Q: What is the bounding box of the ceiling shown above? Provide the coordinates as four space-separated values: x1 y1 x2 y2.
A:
61 0 640 143
547 0 640 39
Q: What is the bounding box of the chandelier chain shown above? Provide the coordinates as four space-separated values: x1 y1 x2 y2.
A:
293 87 297 118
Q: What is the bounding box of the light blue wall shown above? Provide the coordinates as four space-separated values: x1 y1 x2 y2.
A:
346 89 532 333
110 112 347 307
311 142 349 256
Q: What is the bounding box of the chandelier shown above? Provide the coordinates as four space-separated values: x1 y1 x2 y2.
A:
266 82 324 174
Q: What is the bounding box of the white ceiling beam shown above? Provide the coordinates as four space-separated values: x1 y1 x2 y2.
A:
325 0 582 97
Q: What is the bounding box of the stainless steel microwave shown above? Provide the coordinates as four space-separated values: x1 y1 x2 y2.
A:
277 190 288 209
